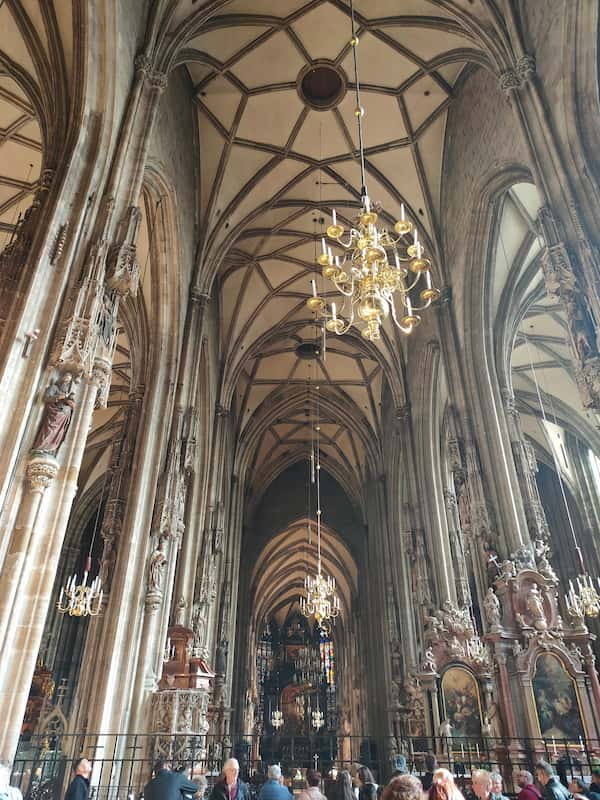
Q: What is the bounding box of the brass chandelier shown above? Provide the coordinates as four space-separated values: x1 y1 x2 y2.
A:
300 388 340 625
57 472 106 618
307 0 439 342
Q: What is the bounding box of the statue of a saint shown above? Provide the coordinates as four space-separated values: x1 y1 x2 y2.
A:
191 600 206 647
32 372 76 454
483 587 501 628
174 595 187 626
148 539 167 592
439 719 452 739
526 584 546 630
97 291 117 349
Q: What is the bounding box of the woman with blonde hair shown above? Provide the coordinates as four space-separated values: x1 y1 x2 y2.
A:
429 769 465 800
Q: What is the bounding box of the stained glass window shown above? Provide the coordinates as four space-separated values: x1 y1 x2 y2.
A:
319 629 337 729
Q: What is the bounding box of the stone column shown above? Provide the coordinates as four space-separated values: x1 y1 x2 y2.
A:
443 490 472 607
0 366 104 761
501 57 600 410
172 291 212 617
436 288 529 556
128 419 188 735
501 388 550 542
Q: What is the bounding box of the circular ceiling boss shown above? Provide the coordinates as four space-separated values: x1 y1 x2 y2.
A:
297 61 348 111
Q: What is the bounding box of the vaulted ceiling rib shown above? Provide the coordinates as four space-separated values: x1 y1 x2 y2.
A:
174 1 489 500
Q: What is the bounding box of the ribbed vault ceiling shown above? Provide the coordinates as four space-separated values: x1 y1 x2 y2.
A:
250 518 357 628
179 0 487 497
0 72 41 247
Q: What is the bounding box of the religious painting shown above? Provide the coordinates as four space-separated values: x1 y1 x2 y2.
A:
441 666 482 737
532 653 585 739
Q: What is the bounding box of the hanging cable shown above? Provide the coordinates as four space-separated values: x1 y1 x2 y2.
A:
523 335 585 573
349 0 367 199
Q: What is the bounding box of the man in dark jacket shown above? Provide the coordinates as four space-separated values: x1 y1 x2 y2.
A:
590 769 600 797
209 759 251 800
422 755 437 792
534 761 571 800
144 761 198 800
64 758 92 800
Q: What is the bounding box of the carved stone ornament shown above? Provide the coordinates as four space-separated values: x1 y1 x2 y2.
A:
151 689 211 761
421 647 437 674
105 207 141 298
52 240 109 375
26 455 59 493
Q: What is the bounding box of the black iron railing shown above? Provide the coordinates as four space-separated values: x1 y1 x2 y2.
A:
11 733 600 800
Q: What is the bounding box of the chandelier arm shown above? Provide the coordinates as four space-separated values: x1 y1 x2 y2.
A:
410 298 433 313
390 296 415 334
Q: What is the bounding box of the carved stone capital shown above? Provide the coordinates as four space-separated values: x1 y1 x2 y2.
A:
499 68 521 93
134 53 152 76
26 455 59 493
190 289 211 307
149 70 169 92
499 54 535 93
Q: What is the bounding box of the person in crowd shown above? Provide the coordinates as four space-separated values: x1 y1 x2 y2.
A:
144 760 198 800
568 778 589 800
209 759 251 800
335 770 355 800
515 770 541 800
65 758 92 800
297 771 327 800
489 773 508 800
590 770 600 797
381 775 423 800
0 761 23 800
422 756 438 792
258 766 292 800
429 768 465 800
356 767 378 800
195 774 208 800
466 770 491 800
534 761 571 800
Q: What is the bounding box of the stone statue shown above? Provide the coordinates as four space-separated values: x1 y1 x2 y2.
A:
32 372 76 454
483 587 501 628
439 719 452 738
174 596 187 626
215 638 228 675
191 600 206 648
534 539 558 582
526 584 546 630
98 537 116 586
567 296 597 362
97 291 117 349
148 539 167 592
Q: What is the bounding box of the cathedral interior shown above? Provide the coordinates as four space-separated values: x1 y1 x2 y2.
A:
2 0 600 797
